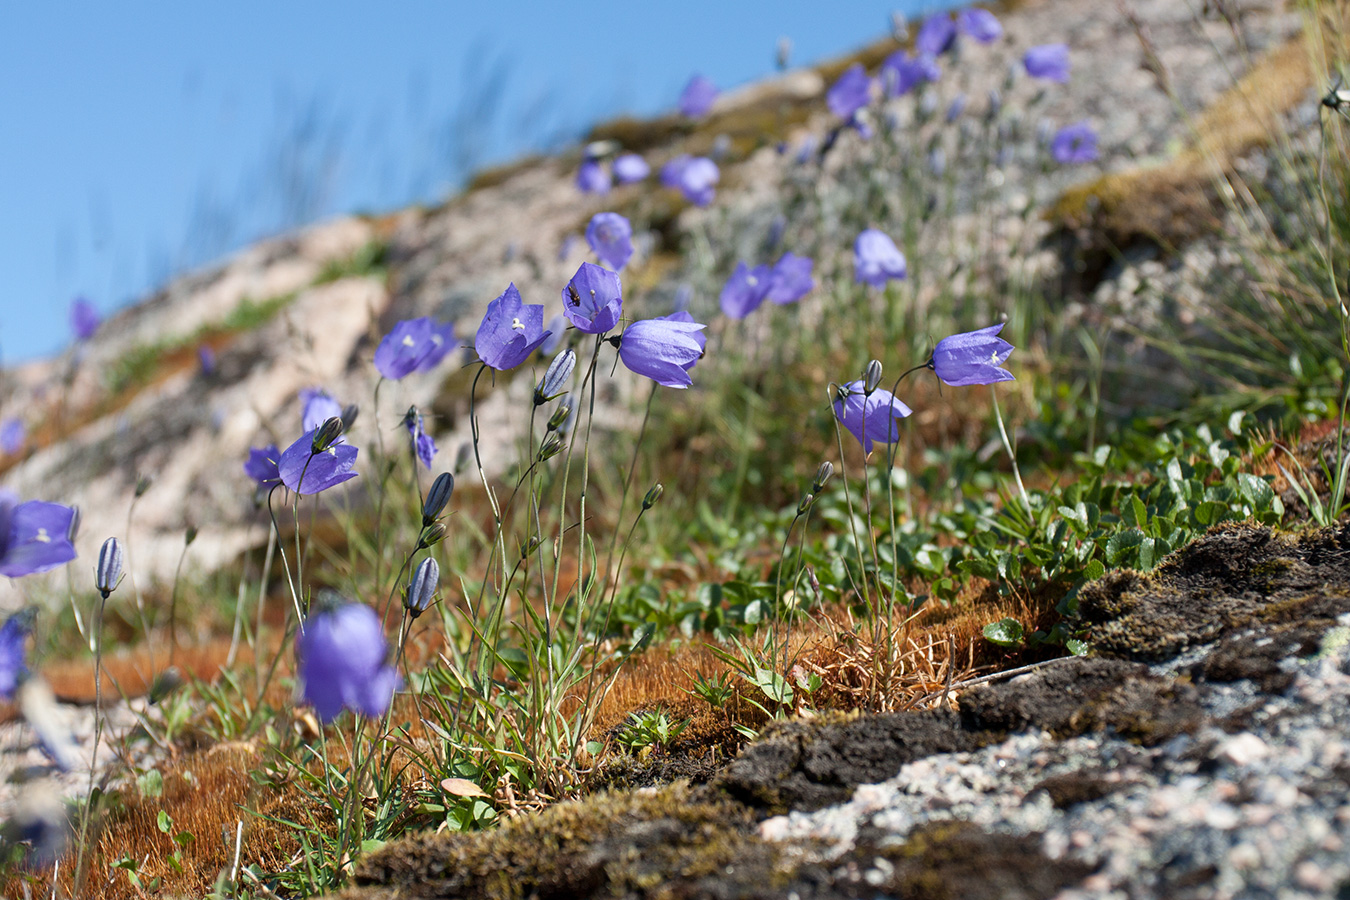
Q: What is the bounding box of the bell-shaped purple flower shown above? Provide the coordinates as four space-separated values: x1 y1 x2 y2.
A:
719 262 772 319
915 14 957 56
612 153 650 184
374 317 455 380
930 323 1015 386
661 155 719 206
1050 121 1099 164
957 8 1002 43
278 428 359 495
0 609 34 700
880 51 942 97
476 284 551 371
827 63 873 119
833 380 912 454
766 253 815 305
563 262 623 334
576 159 611 195
244 445 282 489
618 314 707 389
297 600 397 722
585 212 634 272
70 298 100 342
679 74 719 117
854 229 907 286
0 493 78 579
1 419 25 456
299 388 343 434
1024 44 1070 82
404 409 438 469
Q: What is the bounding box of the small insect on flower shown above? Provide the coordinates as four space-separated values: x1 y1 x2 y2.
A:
476 284 552 371
563 263 624 335
929 323 1015 386
833 380 912 454
297 598 398 723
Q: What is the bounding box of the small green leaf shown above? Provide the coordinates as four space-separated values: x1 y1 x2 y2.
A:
1065 639 1089 656
157 810 172 834
983 618 1025 647
1083 559 1106 581
1105 528 1144 566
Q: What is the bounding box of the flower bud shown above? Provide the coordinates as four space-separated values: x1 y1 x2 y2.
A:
341 404 360 432
812 461 834 494
537 432 565 462
863 359 883 395
520 534 542 558
797 492 815 516
422 473 455 527
66 507 81 544
405 557 440 618
418 522 448 550
134 474 153 498
534 349 576 406
184 525 198 546
95 537 124 600
312 416 345 453
642 483 664 510
547 396 575 433
149 666 182 704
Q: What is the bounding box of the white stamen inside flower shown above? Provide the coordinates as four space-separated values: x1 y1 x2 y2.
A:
35 529 50 543
511 317 525 330
402 335 416 347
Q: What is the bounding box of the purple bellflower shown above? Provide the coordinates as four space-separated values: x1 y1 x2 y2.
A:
833 380 912 454
618 313 706 389
0 492 78 579
278 428 359 495
612 153 650 184
679 74 719 117
300 388 343 433
585 212 635 271
1051 121 1099 164
1024 44 1070 82
719 262 772 319
827 63 873 119
70 298 100 342
476 283 551 371
854 229 907 286
0 609 34 700
915 14 957 56
1 419 25 456
661 155 719 206
374 317 455 380
957 8 1003 43
244 445 282 489
563 263 623 334
880 51 942 96
766 253 815 304
930 323 1015 386
297 599 397 723
404 409 437 469
576 159 611 195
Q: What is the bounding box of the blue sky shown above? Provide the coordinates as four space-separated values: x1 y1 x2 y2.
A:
0 1 947 363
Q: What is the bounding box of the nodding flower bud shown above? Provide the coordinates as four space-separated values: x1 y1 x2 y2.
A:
797 492 815 516
341 404 360 432
863 359 884 395
149 666 182 704
642 483 664 510
95 537 124 600
134 474 153 498
417 522 448 550
537 432 565 462
184 525 198 546
546 395 575 433
405 557 440 618
812 461 834 494
312 416 345 453
535 349 576 406
520 534 542 559
422 472 455 527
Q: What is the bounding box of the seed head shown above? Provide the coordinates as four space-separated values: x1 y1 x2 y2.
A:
537 432 565 462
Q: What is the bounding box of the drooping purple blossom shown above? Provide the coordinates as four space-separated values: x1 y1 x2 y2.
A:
300 388 343 434
404 409 438 469
930 323 1015 386
957 8 1003 43
585 212 635 271
563 262 623 335
827 63 873 119
278 428 359 495
70 298 100 342
766 253 815 305
661 155 719 206
244 445 282 489
576 159 611 195
833 380 912 454
475 284 552 371
0 609 34 700
719 262 772 319
297 600 397 723
612 153 651 184
678 74 719 117
0 419 25 456
880 51 941 97
1050 121 1099 164
854 229 907 286
0 493 78 579
618 314 707 388
1024 44 1070 82
374 317 455 380
915 14 957 56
